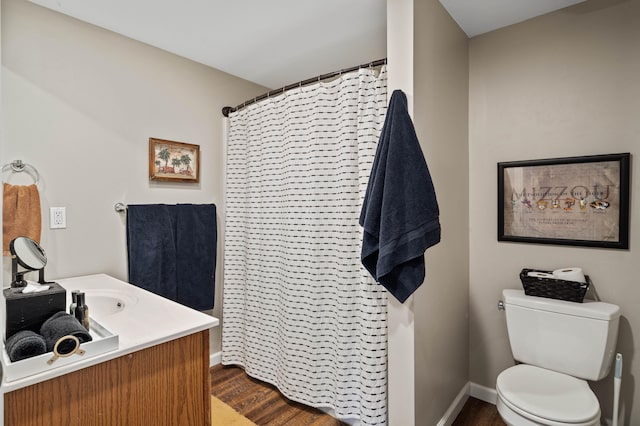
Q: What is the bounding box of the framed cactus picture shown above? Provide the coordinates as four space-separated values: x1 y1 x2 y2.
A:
149 138 200 183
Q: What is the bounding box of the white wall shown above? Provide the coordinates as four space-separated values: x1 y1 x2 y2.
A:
386 0 416 424
1 0 266 354
469 0 640 423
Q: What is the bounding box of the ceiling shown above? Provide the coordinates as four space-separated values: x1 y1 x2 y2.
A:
439 0 587 37
28 0 587 89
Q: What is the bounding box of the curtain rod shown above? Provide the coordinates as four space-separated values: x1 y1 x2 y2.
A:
222 58 387 117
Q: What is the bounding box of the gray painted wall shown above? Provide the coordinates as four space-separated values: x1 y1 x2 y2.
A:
469 0 640 423
1 0 266 355
414 1 470 423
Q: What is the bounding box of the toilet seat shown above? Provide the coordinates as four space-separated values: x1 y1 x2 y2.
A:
496 365 600 425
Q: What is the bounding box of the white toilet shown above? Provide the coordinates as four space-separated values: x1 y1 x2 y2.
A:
497 289 620 426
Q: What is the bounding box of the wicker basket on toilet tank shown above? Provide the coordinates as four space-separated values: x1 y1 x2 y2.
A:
519 268 590 303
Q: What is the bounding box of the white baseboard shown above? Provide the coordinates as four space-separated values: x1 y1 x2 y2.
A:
210 351 221 367
469 382 497 405
437 383 470 426
437 382 497 425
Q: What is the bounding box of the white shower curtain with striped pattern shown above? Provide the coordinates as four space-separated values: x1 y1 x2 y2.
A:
223 66 388 425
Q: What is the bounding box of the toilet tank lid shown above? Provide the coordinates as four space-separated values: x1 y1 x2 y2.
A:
503 289 620 321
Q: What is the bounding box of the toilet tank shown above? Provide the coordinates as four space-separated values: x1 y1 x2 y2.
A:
503 289 620 381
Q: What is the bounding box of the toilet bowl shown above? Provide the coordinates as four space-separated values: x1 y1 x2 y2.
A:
496 365 600 426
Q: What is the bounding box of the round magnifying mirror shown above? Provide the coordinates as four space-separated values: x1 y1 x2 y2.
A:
9 237 47 271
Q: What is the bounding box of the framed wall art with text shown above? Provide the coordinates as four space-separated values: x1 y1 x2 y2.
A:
498 153 630 249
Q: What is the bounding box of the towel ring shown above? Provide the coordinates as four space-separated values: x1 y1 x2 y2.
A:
1 160 40 185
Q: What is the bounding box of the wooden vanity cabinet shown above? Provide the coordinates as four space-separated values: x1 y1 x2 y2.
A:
4 330 211 426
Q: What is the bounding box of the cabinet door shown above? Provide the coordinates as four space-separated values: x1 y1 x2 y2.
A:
5 330 211 426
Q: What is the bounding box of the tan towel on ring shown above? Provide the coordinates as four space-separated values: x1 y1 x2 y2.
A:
3 183 42 256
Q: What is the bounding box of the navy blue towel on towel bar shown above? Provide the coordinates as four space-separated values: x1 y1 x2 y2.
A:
126 203 217 310
359 89 441 303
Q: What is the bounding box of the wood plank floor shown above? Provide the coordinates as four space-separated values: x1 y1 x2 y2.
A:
211 365 505 426
453 397 506 426
211 365 347 425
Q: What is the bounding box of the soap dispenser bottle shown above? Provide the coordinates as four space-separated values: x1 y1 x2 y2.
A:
74 292 90 331
69 290 80 315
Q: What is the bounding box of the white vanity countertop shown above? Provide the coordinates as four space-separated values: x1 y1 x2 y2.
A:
1 273 219 393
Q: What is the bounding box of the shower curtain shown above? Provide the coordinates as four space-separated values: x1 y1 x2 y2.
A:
223 66 388 425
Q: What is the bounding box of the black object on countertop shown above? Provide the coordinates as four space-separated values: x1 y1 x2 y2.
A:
40 312 92 352
74 292 90 331
4 282 67 339
4 330 47 362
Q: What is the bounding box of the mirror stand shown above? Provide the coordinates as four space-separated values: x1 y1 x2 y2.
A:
11 256 51 288
11 257 27 288
38 267 53 285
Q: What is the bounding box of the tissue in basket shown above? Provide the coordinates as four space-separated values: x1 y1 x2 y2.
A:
520 268 590 303
1 319 119 382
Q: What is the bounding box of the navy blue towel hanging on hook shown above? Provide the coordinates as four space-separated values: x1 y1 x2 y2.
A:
359 89 441 303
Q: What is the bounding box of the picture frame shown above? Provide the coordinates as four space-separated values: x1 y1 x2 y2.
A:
149 138 200 183
498 153 630 249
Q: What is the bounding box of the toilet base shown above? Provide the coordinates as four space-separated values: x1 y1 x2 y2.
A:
497 395 600 426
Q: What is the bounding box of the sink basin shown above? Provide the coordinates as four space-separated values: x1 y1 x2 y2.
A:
85 290 139 317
